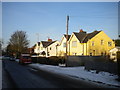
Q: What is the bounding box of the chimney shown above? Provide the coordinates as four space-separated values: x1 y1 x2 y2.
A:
79 29 83 32
79 29 86 33
48 38 52 42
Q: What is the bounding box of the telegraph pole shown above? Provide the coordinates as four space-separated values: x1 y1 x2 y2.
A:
66 15 69 61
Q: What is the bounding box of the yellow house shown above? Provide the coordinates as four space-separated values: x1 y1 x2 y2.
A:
57 34 71 56
68 30 115 56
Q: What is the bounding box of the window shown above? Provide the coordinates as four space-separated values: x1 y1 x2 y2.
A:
41 47 43 50
72 41 77 47
92 41 94 46
63 42 66 47
108 42 112 46
72 52 77 55
101 40 104 45
38 42 40 46
50 47 52 50
112 53 116 56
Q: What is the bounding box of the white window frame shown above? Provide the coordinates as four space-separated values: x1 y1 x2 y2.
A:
63 42 66 47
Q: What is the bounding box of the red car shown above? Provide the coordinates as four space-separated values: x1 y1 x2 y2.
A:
19 54 32 64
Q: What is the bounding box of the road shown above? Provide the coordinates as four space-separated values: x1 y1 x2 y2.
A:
2 59 118 89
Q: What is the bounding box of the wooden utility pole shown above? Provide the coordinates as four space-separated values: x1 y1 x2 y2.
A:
66 15 69 60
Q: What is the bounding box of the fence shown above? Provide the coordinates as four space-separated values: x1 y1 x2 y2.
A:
31 56 60 65
66 56 118 74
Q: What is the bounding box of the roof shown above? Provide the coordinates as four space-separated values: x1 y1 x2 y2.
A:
41 41 56 48
73 30 101 43
82 31 101 43
73 32 87 43
64 34 71 41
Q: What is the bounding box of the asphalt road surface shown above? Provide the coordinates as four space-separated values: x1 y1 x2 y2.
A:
2 59 119 89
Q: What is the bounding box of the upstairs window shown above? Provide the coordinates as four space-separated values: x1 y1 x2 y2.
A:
63 42 66 47
108 42 112 46
50 47 52 50
72 41 77 47
41 47 43 50
38 42 40 46
101 40 104 45
92 41 94 46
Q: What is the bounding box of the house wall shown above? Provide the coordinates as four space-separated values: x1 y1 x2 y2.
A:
34 43 40 54
109 47 120 60
38 43 46 56
47 41 59 57
69 34 83 56
57 37 67 56
86 31 115 56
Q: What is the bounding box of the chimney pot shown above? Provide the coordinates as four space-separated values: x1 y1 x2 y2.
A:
80 29 83 32
48 38 52 42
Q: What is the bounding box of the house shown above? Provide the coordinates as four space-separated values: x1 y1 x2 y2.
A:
34 39 54 56
68 29 115 56
57 34 71 56
46 41 59 57
109 46 120 61
34 42 40 54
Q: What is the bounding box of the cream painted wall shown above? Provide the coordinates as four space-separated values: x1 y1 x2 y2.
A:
34 43 40 54
69 33 83 56
57 36 67 56
47 41 59 57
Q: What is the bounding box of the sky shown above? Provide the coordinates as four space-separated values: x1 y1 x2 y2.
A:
2 2 118 47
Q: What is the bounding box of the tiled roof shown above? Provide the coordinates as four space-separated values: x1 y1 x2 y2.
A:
64 34 71 41
41 41 56 48
82 31 101 43
73 31 101 43
73 32 87 43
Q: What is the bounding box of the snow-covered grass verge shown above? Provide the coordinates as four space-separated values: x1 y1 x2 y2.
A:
29 63 120 87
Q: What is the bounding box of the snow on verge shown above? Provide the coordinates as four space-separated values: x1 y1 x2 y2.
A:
28 63 120 87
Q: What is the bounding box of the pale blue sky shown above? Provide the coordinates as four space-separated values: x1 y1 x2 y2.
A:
2 2 118 47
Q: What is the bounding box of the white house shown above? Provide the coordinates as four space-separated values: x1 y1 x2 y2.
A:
46 41 59 57
34 39 54 56
34 42 40 54
109 46 120 61
57 34 71 56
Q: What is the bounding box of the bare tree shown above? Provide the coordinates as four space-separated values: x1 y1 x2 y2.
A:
8 30 29 57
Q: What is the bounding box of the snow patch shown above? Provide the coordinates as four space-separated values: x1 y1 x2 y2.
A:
29 63 120 87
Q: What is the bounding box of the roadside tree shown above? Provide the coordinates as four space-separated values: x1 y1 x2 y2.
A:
7 30 29 58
